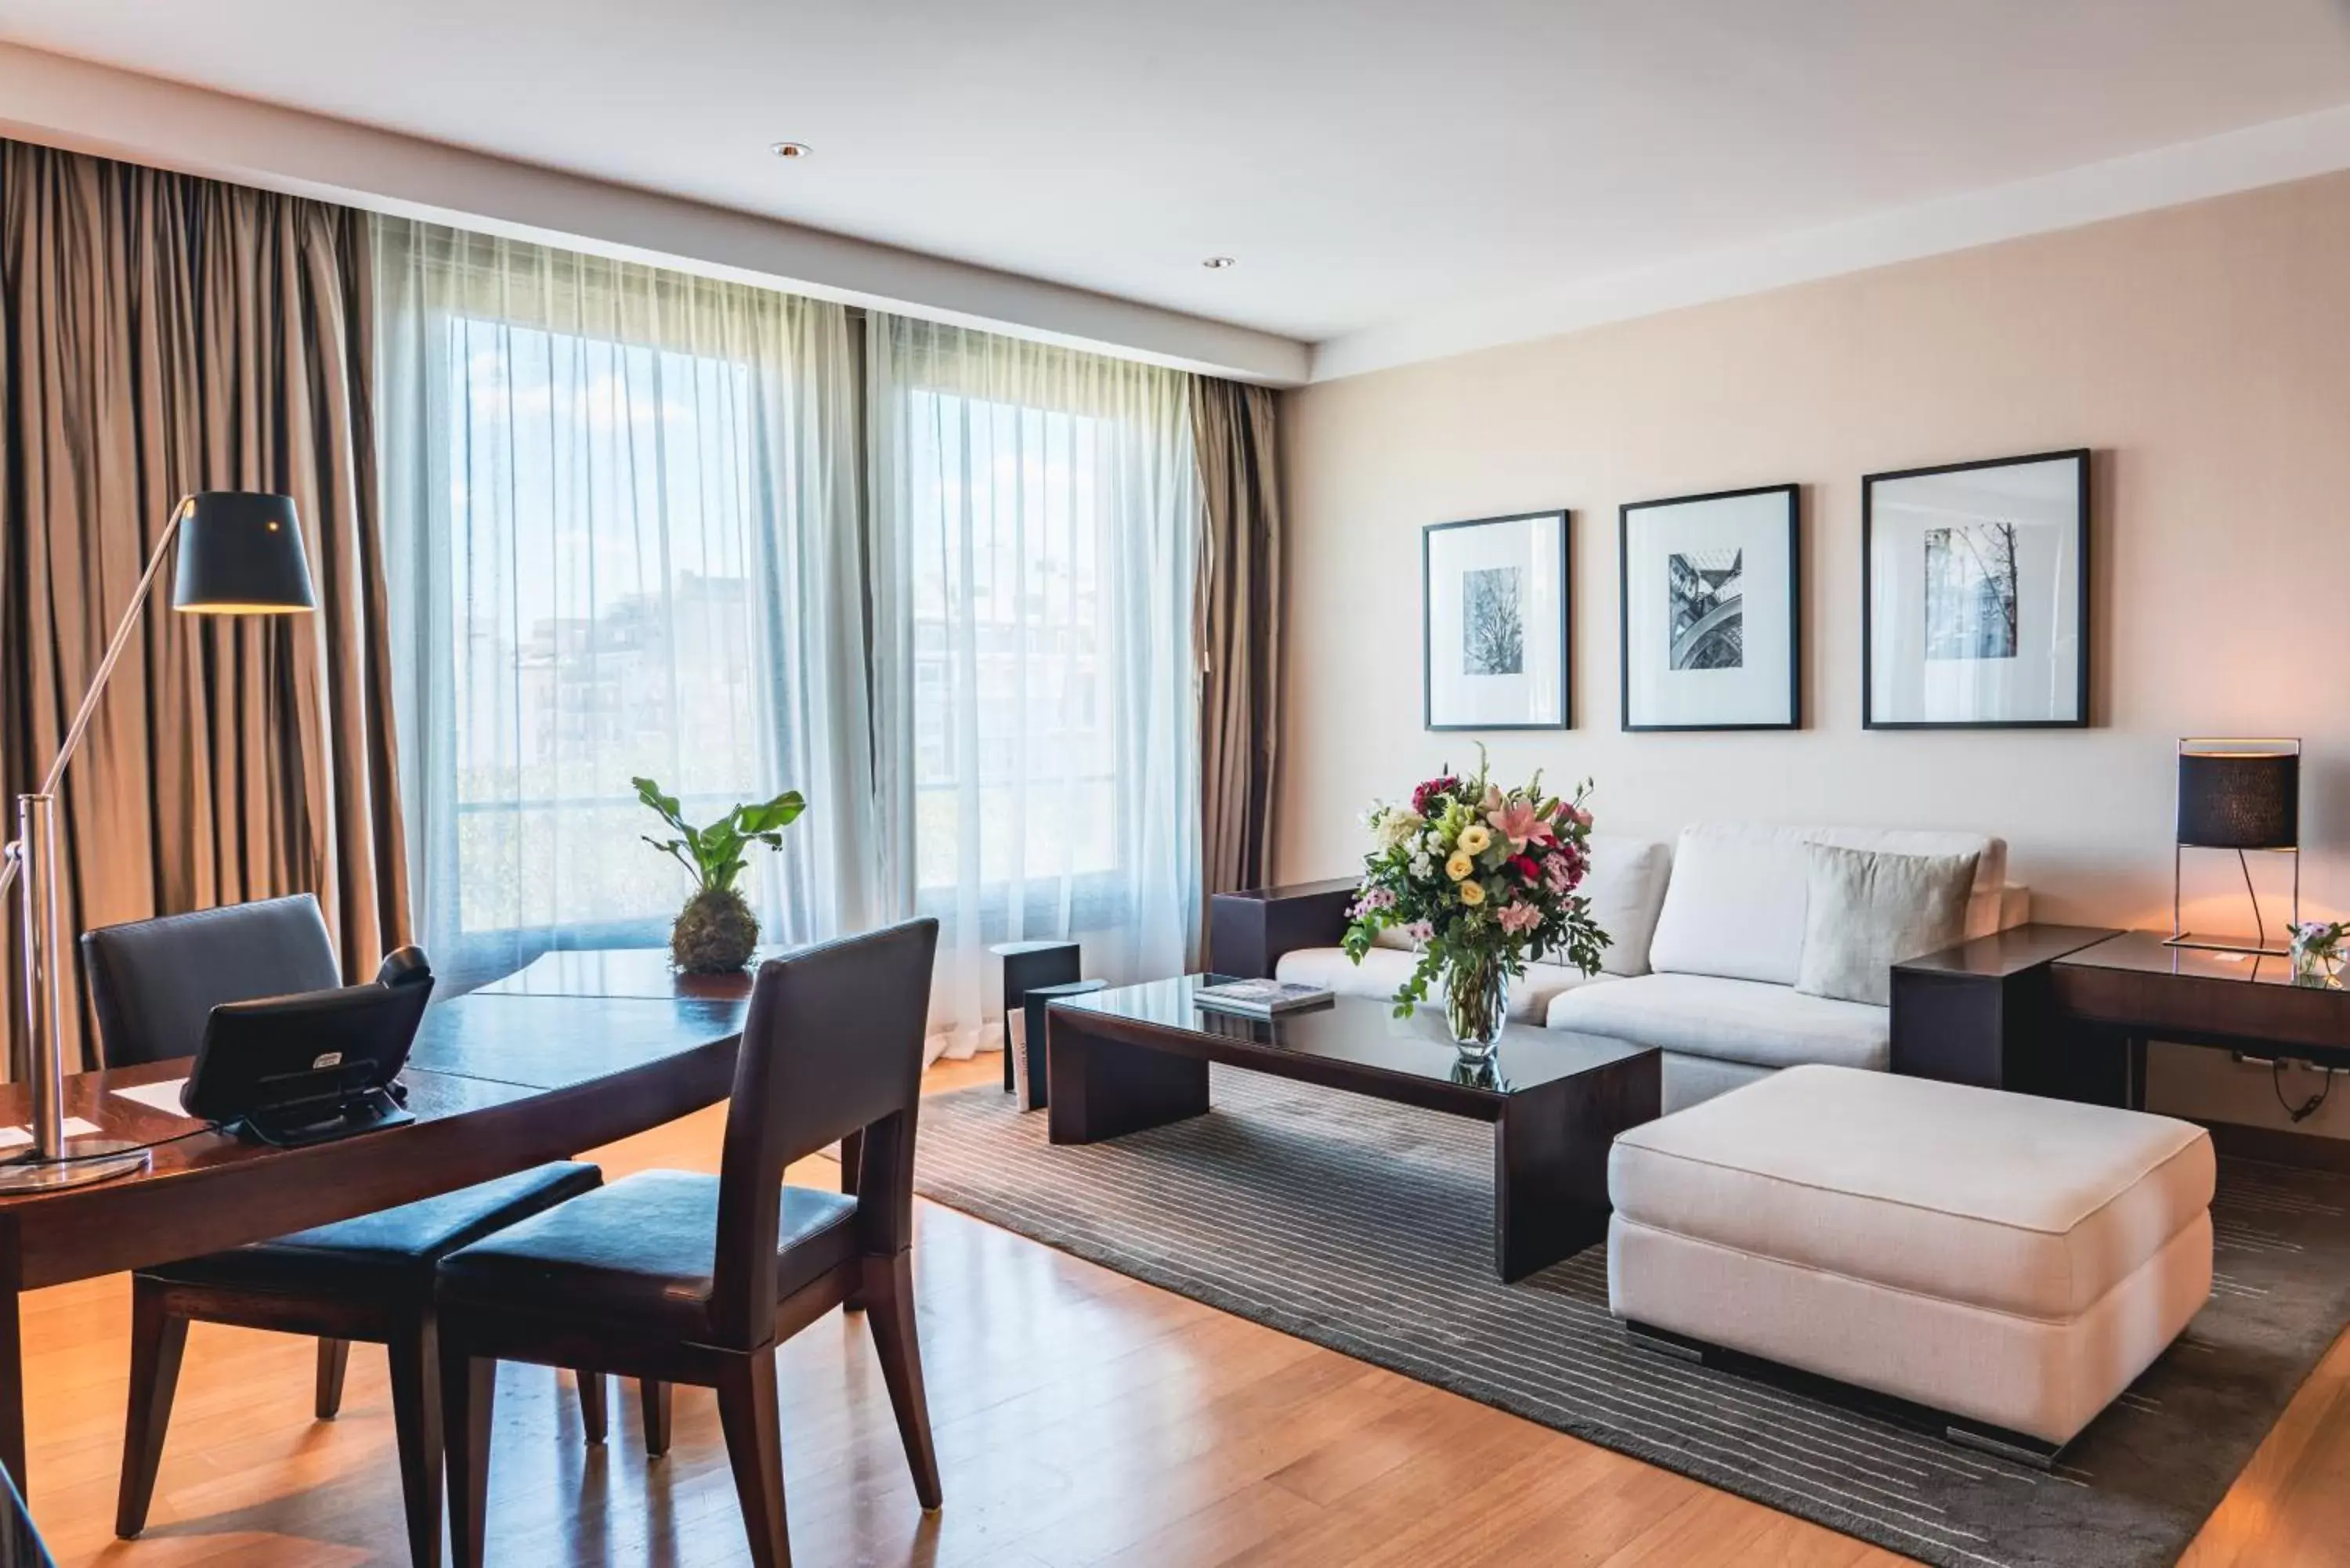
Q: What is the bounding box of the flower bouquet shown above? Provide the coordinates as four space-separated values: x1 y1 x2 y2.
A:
1341 752 1610 1060
2289 919 2348 987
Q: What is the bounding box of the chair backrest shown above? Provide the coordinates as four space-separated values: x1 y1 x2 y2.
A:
709 917 939 1346
80 895 343 1068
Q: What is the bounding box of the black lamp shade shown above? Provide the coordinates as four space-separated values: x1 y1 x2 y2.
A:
171 492 316 614
2177 747 2299 850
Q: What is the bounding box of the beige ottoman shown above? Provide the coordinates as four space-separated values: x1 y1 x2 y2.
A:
1607 1064 2214 1461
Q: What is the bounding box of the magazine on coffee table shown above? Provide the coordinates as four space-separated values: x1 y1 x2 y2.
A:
1191 978 1336 1018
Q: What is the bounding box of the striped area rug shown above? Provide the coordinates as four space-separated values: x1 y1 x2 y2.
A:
913 1067 2350 1568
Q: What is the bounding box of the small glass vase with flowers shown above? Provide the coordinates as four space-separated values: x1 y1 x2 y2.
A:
1341 751 1611 1062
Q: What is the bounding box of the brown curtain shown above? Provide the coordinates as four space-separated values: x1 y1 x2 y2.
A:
1191 377 1283 902
0 139 407 1072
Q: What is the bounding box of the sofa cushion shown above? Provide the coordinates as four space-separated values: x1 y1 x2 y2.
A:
1582 833 1672 977
1608 1064 2215 1320
1647 822 2008 985
1545 972 1889 1071
1278 945 1614 1023
1794 844 1978 1006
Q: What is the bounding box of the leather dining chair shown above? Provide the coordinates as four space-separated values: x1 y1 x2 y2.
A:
82 894 605 1568
436 916 943 1568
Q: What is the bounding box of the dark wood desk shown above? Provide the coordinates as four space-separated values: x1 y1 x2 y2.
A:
0 974 750 1500
1893 925 2350 1122
470 946 776 1001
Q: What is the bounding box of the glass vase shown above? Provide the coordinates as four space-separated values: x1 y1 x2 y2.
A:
2292 945 2344 988
1442 948 1510 1062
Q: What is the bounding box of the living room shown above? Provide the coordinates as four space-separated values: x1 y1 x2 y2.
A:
0 5 2347 1567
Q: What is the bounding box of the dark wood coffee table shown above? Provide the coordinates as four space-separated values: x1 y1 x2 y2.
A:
1043 976 1661 1281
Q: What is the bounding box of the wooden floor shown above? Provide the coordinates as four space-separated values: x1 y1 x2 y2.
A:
16 1056 2350 1567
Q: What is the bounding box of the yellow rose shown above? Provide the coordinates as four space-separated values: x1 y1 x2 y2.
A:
1459 879 1486 907
1457 824 1491 854
1445 851 1475 881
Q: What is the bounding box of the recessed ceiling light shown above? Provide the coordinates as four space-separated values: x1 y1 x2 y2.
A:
770 141 812 160
1202 255 1237 269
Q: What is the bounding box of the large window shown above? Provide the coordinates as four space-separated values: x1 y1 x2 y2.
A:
443 320 771 941
377 229 1199 1039
378 222 870 988
906 391 1119 903
872 319 1200 1058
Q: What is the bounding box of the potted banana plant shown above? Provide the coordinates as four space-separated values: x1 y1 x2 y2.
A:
633 777 807 973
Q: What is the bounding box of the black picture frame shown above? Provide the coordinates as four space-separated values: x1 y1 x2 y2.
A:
1422 509 1572 732
1618 482 1802 732
1861 449 2091 731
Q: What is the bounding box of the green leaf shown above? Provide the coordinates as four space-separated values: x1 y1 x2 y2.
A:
632 776 689 834
734 792 806 834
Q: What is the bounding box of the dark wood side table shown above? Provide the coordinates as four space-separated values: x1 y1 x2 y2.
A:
1206 879 1357 978
1889 925 2121 1098
992 941 1082 1093
1893 926 2350 1135
2048 931 2350 1109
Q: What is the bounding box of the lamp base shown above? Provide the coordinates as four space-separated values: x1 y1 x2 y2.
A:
0 1138 153 1194
2163 934 2290 959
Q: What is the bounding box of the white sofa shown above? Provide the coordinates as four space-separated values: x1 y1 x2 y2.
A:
1276 822 2028 1113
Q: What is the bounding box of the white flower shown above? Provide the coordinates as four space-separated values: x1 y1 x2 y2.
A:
1375 808 1424 851
1408 851 1434 880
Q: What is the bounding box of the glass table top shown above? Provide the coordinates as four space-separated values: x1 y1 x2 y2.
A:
2057 930 2344 990
1048 974 1654 1094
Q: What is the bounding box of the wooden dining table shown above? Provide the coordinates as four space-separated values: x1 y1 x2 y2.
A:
0 948 762 1504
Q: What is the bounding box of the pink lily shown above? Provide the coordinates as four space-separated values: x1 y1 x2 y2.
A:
1487 796 1553 851
1496 901 1542 935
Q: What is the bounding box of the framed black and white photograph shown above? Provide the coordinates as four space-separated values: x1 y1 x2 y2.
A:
1863 450 2089 729
1619 484 1800 731
1423 509 1569 730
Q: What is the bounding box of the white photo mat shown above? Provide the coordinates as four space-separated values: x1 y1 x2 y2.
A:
1423 510 1568 730
1864 451 2088 728
1620 486 1798 730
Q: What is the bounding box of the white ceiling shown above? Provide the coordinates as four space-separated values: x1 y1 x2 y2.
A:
9 0 2350 366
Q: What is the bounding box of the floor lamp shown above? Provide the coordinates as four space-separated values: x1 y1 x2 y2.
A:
0 492 316 1193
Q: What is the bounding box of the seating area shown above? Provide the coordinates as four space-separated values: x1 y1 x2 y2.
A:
1278 822 2030 1110
4 10 2350 1568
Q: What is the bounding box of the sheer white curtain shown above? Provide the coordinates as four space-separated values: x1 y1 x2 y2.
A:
374 220 877 988
868 316 1202 1060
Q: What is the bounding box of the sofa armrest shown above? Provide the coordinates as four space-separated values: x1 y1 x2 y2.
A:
1998 883 2032 932
1207 879 1358 979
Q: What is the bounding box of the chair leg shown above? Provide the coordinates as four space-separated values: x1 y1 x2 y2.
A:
115 1277 190 1538
440 1350 495 1568
641 1378 672 1458
840 1128 866 1313
314 1337 351 1418
577 1368 607 1444
714 1349 791 1568
386 1318 444 1568
862 1252 942 1510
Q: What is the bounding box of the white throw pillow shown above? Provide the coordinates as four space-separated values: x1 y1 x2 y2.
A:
1795 844 1979 1007
1646 827 1815 985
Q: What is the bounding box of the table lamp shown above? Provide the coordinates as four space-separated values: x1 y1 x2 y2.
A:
0 493 315 1193
2167 737 2300 957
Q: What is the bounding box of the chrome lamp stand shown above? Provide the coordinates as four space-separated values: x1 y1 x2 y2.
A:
0 490 316 1193
0 502 200 1192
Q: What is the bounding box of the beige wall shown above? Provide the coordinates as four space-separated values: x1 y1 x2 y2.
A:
1278 171 2350 1133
